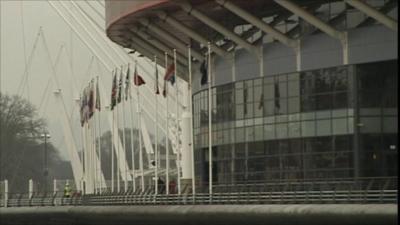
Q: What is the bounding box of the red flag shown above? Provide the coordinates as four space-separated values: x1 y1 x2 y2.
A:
164 63 175 85
133 66 145 86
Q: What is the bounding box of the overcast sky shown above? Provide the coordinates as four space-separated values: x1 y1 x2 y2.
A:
0 1 110 159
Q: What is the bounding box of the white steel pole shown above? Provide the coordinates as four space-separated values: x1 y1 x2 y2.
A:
4 180 8 208
136 62 145 191
29 179 33 199
111 106 115 193
165 52 170 195
121 66 128 193
208 42 213 195
174 49 181 195
129 95 136 192
154 56 159 195
116 72 121 193
97 76 103 191
188 45 196 195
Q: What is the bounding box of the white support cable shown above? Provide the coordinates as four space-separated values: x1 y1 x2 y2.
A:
40 28 85 190
62 0 186 133
50 1 191 188
48 1 133 182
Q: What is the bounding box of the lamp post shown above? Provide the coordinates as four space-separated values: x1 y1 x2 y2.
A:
41 133 51 193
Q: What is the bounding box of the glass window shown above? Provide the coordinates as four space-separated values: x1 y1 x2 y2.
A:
301 95 316 112
235 127 245 143
317 119 332 136
276 123 288 139
264 84 275 100
333 92 348 109
289 122 301 138
235 89 243 104
360 117 381 133
288 97 300 113
332 67 348 91
383 117 398 133
246 126 255 141
333 118 348 135
315 69 332 93
236 104 244 119
264 100 275 116
302 121 316 137
254 125 263 141
245 103 254 119
264 124 275 140
275 98 288 115
288 80 300 97
277 81 287 98
334 135 352 152
316 94 332 110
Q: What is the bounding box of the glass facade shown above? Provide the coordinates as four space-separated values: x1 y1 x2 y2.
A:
193 60 398 185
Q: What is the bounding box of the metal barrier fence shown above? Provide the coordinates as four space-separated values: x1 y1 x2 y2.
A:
1 177 397 207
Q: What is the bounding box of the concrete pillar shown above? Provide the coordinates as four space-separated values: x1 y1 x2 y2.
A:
180 111 193 194
28 179 33 199
53 179 58 195
4 180 8 208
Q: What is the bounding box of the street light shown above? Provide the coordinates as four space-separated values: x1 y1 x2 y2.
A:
41 133 51 193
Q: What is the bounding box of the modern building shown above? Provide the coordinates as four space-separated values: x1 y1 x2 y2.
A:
106 0 398 188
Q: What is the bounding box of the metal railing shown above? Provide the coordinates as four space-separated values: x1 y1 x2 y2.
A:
1 177 397 207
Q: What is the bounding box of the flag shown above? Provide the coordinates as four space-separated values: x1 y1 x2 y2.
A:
95 78 101 111
164 63 175 85
200 58 208 85
133 65 146 86
82 86 90 124
274 81 280 110
125 66 131 100
155 65 160 95
162 80 167 97
110 70 117 110
258 93 264 110
117 69 123 103
79 94 85 127
88 79 95 118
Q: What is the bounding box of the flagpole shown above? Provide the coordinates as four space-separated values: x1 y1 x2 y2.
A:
96 76 103 192
136 62 145 191
116 69 120 193
111 70 115 193
111 106 115 193
164 52 170 195
188 45 196 195
154 55 159 195
121 66 128 193
128 70 136 192
174 49 181 195
207 42 213 196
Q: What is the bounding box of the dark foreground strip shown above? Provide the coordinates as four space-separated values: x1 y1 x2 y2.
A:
0 204 397 225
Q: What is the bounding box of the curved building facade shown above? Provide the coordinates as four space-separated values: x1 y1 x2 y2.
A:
105 1 398 188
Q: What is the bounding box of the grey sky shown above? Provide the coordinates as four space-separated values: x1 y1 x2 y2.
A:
1 0 172 163
1 0 108 159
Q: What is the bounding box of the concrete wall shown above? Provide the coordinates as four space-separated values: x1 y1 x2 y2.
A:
193 24 398 93
0 204 397 225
